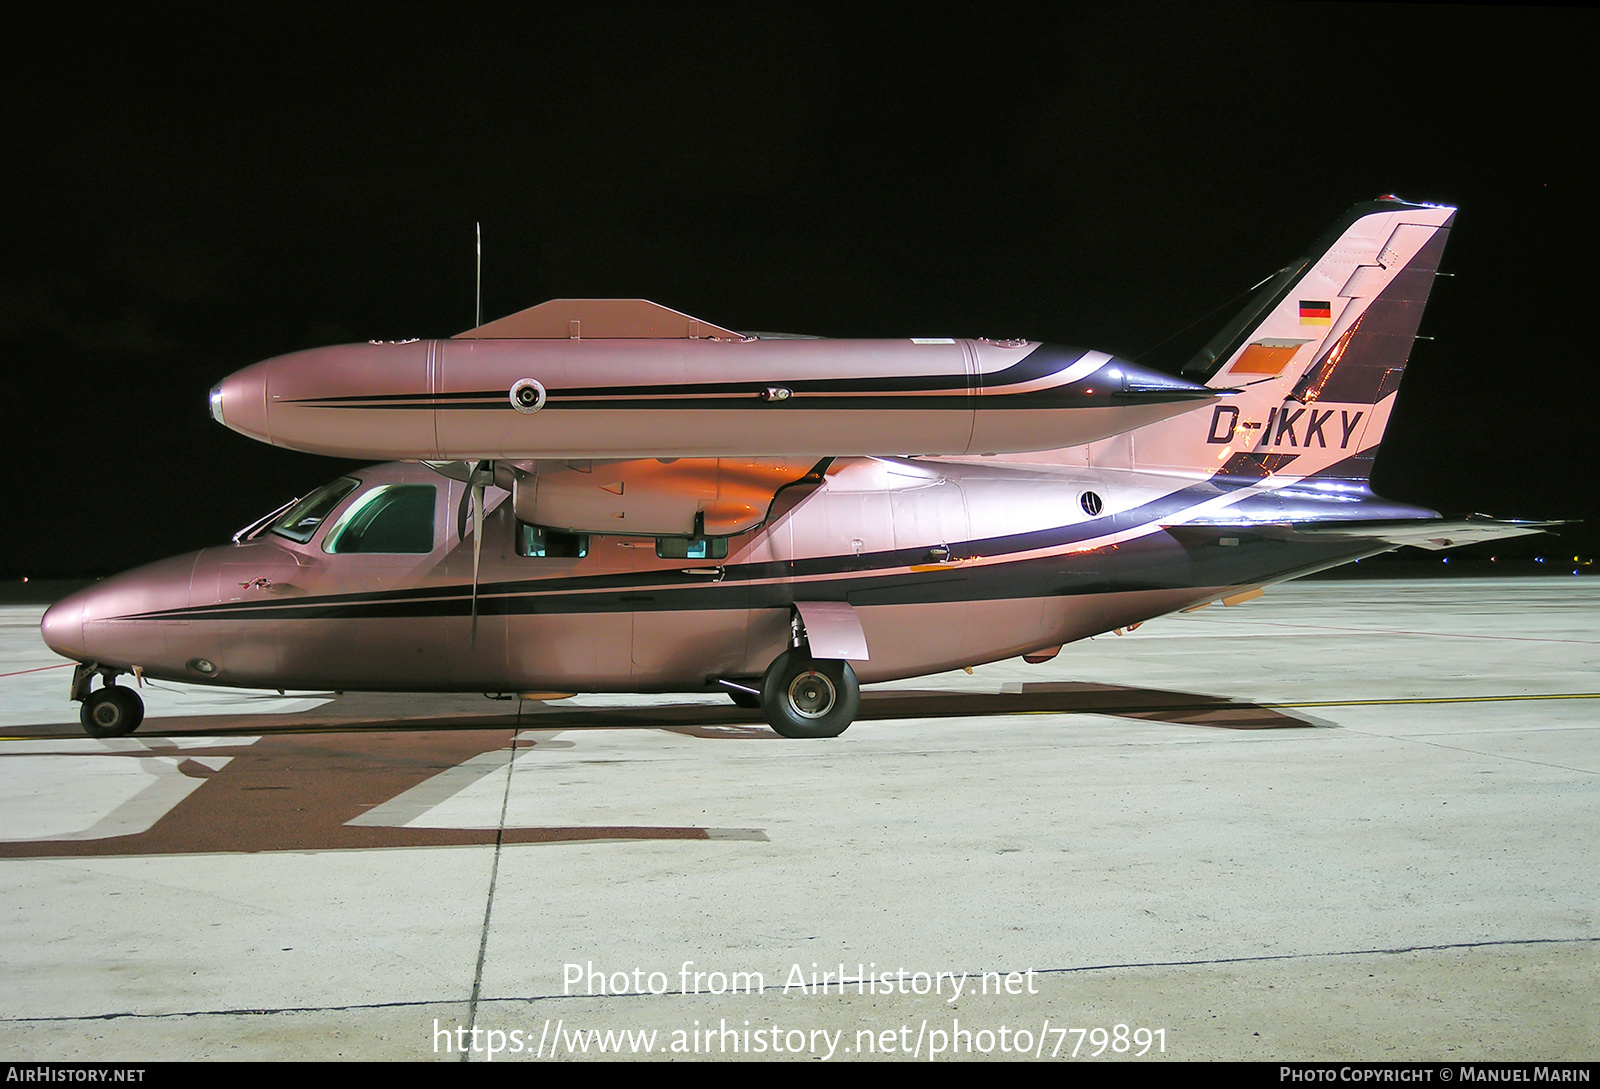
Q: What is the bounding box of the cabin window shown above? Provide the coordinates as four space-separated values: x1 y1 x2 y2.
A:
323 485 437 554
518 524 589 558
269 477 360 543
655 536 729 560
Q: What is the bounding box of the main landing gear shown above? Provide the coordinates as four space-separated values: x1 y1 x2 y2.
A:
71 664 145 738
758 648 860 739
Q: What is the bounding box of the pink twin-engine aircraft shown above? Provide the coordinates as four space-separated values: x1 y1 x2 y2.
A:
42 198 1543 738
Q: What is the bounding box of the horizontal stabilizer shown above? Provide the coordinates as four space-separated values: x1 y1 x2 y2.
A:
453 298 744 340
1291 517 1559 551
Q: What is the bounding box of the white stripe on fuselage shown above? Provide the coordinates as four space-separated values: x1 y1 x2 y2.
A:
976 350 1111 396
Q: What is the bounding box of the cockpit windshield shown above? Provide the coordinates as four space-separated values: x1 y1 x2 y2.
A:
268 477 360 543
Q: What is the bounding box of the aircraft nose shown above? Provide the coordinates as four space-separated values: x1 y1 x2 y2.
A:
210 359 272 444
39 553 202 672
40 594 87 661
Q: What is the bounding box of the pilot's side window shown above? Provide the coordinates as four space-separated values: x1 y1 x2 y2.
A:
323 485 437 554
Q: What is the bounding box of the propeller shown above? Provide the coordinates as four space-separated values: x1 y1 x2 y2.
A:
467 459 495 645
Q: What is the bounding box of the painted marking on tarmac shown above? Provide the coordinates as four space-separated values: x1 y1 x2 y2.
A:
0 663 74 678
1250 620 1600 645
1276 692 1600 709
1011 691 1600 715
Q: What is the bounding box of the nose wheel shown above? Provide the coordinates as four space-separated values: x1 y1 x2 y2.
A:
80 684 144 738
760 649 859 738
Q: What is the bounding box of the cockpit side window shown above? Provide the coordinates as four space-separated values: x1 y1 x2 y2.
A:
269 477 361 543
324 485 438 554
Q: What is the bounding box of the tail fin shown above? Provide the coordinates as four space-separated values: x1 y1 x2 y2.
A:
1126 197 1455 483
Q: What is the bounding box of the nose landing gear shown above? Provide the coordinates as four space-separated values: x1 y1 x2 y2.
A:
70 664 145 738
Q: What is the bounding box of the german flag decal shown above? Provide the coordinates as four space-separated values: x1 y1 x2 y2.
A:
1299 300 1332 326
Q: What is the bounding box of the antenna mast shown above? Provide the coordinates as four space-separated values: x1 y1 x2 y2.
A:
475 222 482 328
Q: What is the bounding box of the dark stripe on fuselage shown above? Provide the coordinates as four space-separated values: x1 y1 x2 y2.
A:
287 394 1138 411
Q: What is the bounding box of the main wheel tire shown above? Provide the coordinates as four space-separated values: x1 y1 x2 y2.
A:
760 649 859 738
725 689 762 709
80 685 144 738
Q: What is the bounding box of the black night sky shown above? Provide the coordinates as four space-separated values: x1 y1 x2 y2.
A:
6 4 1596 578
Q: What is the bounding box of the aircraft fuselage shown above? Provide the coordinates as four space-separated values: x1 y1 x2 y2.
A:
41 455 1433 695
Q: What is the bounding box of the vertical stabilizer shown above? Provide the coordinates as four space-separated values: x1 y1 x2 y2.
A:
1121 198 1455 484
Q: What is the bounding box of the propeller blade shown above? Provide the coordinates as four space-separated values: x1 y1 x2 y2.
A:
469 460 491 646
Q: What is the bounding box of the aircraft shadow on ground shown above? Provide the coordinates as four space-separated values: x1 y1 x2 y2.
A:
0 683 1317 857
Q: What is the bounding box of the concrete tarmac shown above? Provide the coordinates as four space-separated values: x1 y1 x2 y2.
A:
0 578 1594 1061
